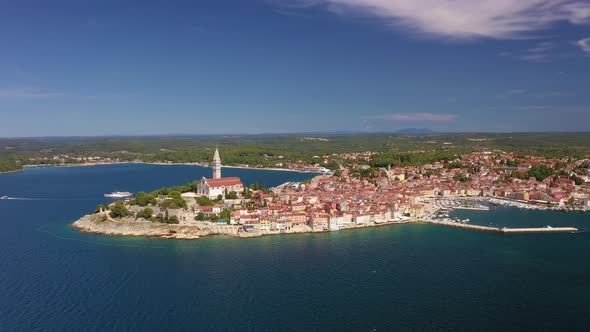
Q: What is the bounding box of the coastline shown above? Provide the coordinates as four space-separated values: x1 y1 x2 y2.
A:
0 169 23 175
20 162 317 174
222 165 320 173
71 213 579 240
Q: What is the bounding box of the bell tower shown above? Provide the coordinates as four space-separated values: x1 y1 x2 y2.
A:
212 148 221 179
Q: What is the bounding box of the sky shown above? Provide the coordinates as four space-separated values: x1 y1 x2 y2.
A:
1 0 590 137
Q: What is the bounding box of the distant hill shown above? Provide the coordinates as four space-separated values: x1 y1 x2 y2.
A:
395 128 438 134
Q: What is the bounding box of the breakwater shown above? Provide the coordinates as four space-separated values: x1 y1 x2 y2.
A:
421 220 578 233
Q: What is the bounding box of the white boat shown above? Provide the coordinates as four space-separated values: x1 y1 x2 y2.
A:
104 191 133 198
0 196 8 200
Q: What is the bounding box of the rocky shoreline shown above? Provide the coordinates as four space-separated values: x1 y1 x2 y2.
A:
0 169 23 174
72 213 409 240
72 211 580 240
72 214 234 239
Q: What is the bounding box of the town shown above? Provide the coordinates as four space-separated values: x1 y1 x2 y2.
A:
75 147 590 239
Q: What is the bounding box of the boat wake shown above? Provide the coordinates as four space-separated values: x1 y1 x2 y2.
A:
1 196 94 201
1 196 47 201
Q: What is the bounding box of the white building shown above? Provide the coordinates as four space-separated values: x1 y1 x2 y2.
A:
197 177 244 199
197 148 244 199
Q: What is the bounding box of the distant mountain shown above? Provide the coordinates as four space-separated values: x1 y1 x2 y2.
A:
395 128 438 134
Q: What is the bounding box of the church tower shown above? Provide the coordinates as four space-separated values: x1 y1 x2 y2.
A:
212 147 221 179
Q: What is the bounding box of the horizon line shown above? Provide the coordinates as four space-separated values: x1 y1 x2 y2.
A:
2 130 590 139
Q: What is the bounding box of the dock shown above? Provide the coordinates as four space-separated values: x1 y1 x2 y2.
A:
501 227 578 233
451 206 490 211
421 220 578 234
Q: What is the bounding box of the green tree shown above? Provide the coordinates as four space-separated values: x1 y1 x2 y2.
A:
135 192 156 207
157 191 187 209
110 201 131 219
226 191 238 199
453 174 471 183
196 196 214 206
570 175 583 185
250 183 264 191
137 207 153 219
446 162 464 169
527 164 554 181
95 204 106 213
506 159 519 167
195 212 206 221
219 208 231 221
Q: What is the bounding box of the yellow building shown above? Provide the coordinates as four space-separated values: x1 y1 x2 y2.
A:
409 204 425 218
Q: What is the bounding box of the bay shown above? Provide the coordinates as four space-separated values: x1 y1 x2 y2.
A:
1 164 589 331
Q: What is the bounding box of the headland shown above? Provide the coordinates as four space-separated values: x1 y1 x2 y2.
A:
71 148 589 240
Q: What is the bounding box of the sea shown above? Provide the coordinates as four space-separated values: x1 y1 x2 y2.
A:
1 164 590 331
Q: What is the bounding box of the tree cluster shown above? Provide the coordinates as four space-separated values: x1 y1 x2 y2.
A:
110 201 131 218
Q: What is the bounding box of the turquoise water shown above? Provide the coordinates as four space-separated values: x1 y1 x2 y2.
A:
1 165 590 331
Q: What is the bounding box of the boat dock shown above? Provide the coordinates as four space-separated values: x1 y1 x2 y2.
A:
421 220 578 233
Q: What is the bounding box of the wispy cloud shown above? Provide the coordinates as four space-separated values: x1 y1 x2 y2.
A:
577 37 590 55
278 0 590 39
0 88 63 99
497 89 575 99
367 112 457 121
499 40 583 62
519 41 557 62
487 105 549 111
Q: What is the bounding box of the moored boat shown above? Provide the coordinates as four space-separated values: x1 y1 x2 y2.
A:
104 191 133 198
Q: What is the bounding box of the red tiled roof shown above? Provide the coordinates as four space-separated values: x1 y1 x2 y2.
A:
205 177 243 187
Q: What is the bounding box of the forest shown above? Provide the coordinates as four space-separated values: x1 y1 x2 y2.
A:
1 133 590 172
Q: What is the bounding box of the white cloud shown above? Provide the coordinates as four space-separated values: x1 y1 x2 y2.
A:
280 0 590 39
0 88 63 99
577 37 590 55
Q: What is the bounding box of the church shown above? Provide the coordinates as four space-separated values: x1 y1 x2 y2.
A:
196 148 244 199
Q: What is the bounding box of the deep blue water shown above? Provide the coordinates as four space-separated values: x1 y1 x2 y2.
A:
1 164 590 331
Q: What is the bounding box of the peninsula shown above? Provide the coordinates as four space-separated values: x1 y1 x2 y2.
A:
72 148 588 239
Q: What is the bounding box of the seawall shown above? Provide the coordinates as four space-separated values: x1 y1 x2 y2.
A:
420 220 578 233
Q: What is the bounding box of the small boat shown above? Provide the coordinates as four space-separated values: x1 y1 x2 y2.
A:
0 195 9 200
104 191 133 198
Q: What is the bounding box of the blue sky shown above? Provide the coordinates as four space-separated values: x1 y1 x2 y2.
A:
1 0 590 136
